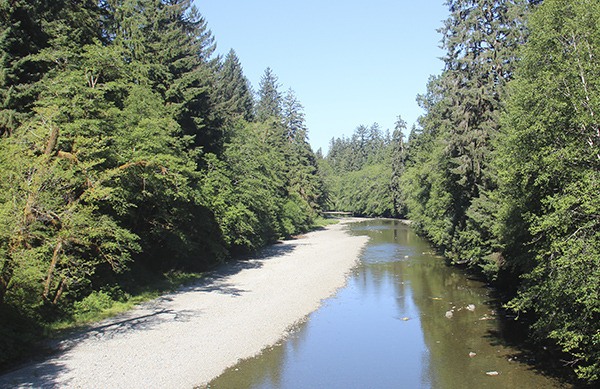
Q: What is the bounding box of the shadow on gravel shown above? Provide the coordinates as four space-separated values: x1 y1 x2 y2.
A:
57 242 300 347
0 305 201 388
179 240 298 297
0 359 68 389
0 238 301 388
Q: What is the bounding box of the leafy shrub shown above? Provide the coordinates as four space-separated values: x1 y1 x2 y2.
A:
72 291 115 322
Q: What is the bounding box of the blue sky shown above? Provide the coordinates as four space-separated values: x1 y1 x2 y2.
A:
194 1 448 153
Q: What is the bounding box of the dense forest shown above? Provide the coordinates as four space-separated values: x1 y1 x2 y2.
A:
0 0 598 384
396 0 599 383
0 0 324 367
320 0 598 383
317 119 405 217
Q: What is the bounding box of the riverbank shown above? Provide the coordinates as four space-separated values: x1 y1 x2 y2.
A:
0 218 368 388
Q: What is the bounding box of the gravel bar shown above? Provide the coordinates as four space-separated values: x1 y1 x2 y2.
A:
0 218 368 388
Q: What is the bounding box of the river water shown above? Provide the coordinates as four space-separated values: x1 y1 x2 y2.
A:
207 219 568 388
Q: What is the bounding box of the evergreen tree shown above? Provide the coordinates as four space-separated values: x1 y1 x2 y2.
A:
0 0 102 136
0 0 45 136
107 0 222 153
401 0 529 265
282 88 307 143
256 67 282 122
351 124 370 169
281 88 324 216
216 49 254 122
442 0 528 257
391 116 407 217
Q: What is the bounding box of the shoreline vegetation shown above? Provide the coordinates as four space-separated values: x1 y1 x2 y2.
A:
0 218 368 388
1 0 332 371
0 0 598 385
0 216 342 374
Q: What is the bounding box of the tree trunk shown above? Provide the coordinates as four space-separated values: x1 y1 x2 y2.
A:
43 240 63 301
52 277 67 305
44 125 59 156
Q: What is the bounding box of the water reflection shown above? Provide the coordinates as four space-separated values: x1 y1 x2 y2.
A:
207 220 566 388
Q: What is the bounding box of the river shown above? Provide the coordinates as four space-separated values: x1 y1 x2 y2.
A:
206 219 569 388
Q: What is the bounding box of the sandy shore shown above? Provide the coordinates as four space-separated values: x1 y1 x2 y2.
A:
0 218 368 388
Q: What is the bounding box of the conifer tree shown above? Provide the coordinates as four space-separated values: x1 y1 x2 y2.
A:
256 67 282 122
401 0 529 264
391 116 407 217
282 88 307 143
0 0 45 136
281 88 323 216
0 0 102 136
216 49 254 122
106 0 222 153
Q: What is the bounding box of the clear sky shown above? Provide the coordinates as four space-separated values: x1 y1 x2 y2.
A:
194 0 448 153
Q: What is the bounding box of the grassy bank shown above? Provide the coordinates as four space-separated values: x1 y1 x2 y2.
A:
0 271 204 372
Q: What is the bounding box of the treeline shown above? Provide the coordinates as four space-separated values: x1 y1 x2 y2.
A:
319 120 406 217
0 0 323 364
393 0 598 383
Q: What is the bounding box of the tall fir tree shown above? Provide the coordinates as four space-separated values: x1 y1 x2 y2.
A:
390 116 407 217
282 88 307 143
106 0 222 153
402 0 530 265
281 88 324 216
256 67 282 122
216 49 254 123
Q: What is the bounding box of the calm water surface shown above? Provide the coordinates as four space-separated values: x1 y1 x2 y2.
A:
207 219 567 388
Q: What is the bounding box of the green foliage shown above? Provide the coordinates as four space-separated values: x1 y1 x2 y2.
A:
322 123 396 217
334 164 394 217
0 0 324 368
311 216 340 229
497 0 600 380
216 49 254 122
256 67 282 122
281 196 310 236
399 0 599 382
201 116 321 252
72 290 115 321
0 0 102 135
